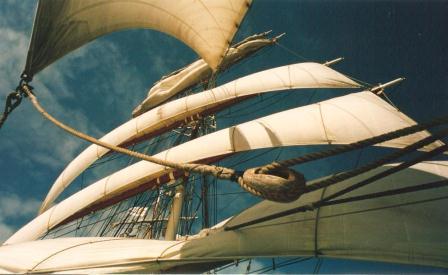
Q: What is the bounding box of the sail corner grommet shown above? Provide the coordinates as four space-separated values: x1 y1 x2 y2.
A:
240 166 306 203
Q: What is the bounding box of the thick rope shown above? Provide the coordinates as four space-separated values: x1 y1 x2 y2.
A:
259 115 448 174
239 167 306 202
20 84 304 203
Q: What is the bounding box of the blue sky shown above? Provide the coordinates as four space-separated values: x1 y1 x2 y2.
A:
0 0 447 273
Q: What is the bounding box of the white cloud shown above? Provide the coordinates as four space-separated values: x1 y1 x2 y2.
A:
0 193 40 243
0 4 142 174
0 194 40 217
0 223 14 243
0 24 93 170
0 28 28 88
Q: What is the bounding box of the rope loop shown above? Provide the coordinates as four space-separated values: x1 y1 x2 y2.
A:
239 166 306 203
0 82 31 130
6 90 23 112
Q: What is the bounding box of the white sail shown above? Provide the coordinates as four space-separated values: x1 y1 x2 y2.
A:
7 92 443 244
24 0 251 76
132 32 281 116
40 62 360 214
1 161 447 273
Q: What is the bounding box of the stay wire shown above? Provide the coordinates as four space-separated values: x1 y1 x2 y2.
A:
275 41 313 62
325 179 448 206
88 131 179 169
305 127 448 193
230 194 448 233
322 143 448 202
313 258 323 274
250 257 313 274
275 41 373 88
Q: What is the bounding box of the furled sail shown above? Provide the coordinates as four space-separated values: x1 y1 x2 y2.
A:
132 31 283 116
23 0 251 77
7 92 443 244
39 62 360 214
1 161 447 273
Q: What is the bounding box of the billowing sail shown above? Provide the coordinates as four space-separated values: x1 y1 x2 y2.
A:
1 161 447 273
39 62 360 214
24 0 251 76
7 92 443 244
132 31 282 116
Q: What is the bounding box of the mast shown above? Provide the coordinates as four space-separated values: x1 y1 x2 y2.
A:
165 184 185 240
201 174 210 229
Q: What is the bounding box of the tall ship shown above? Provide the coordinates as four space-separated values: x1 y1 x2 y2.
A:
0 0 447 273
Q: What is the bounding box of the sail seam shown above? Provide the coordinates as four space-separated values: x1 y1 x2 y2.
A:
46 206 58 231
288 65 292 88
314 187 327 258
29 239 119 272
317 103 331 144
103 175 113 196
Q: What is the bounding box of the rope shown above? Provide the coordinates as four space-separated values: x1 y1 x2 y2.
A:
275 41 312 62
238 166 306 203
325 179 448 206
322 143 448 202
249 257 313 274
306 127 448 193
0 88 25 129
19 84 305 203
245 259 252 274
259 115 448 174
274 41 372 88
313 258 323 274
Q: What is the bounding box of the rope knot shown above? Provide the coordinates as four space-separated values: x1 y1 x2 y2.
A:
239 166 306 203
